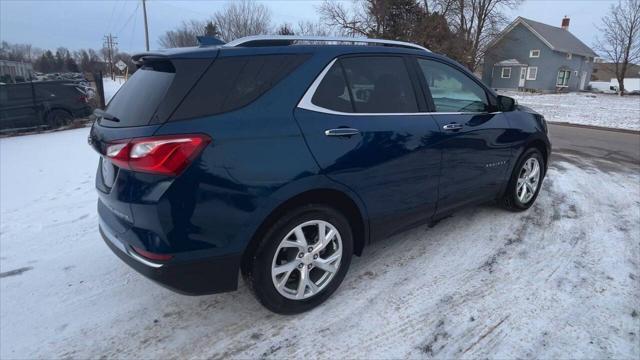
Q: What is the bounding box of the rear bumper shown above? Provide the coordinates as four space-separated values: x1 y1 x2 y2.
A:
100 225 241 295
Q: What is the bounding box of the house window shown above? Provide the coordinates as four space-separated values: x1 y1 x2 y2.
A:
501 67 511 78
529 50 540 58
557 70 571 87
526 67 538 80
586 57 591 63
566 53 572 60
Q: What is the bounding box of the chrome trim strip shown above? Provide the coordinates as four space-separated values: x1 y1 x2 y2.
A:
100 221 164 269
297 59 495 117
128 250 164 269
224 35 431 52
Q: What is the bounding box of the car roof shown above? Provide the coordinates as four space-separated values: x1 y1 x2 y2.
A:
132 36 437 61
133 43 441 61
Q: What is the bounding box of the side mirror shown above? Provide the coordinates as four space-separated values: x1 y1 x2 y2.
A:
497 95 517 112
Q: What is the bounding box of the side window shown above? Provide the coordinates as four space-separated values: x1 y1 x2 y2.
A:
311 62 353 113
172 54 309 120
417 59 489 113
340 56 418 113
7 85 33 101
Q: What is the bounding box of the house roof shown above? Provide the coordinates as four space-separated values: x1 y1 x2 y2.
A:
490 17 598 58
494 59 528 67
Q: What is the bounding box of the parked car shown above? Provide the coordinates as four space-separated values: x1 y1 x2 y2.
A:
89 36 551 314
0 81 92 132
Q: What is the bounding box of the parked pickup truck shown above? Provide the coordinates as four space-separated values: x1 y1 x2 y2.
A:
0 81 93 133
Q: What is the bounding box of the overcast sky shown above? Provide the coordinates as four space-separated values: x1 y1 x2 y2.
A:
0 0 618 54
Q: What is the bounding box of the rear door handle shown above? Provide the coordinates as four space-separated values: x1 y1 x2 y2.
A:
442 123 463 131
324 128 360 137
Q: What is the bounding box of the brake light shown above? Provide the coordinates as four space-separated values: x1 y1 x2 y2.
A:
105 134 211 176
131 246 173 261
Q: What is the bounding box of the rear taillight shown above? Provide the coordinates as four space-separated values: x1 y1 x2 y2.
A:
105 134 211 176
78 94 88 103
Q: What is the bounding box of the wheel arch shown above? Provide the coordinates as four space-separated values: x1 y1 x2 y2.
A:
525 138 550 170
43 107 73 122
241 188 368 275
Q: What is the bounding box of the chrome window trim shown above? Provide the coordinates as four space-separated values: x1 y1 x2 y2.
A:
225 35 431 53
296 58 496 117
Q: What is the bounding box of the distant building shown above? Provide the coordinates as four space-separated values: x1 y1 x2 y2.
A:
482 16 598 92
591 62 640 81
0 60 33 83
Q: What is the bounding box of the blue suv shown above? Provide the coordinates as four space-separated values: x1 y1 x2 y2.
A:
89 36 550 314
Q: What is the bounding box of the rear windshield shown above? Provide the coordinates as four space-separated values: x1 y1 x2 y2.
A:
170 54 309 121
102 68 174 127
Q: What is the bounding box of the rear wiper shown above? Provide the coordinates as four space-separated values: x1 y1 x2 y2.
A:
94 109 120 122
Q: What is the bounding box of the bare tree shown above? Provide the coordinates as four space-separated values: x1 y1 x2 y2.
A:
0 41 33 62
595 0 640 95
446 0 522 70
214 0 272 41
317 0 379 36
296 20 332 36
159 20 206 48
277 23 295 35
318 0 477 65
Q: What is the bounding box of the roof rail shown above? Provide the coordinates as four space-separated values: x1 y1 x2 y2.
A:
224 35 430 52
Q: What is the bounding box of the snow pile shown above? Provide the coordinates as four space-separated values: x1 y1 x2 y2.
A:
500 91 640 130
102 77 125 103
1 129 639 358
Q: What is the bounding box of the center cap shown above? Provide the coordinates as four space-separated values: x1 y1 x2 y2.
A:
302 253 314 265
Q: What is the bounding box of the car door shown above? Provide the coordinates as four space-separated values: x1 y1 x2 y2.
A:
414 57 513 214
294 55 441 241
0 83 39 130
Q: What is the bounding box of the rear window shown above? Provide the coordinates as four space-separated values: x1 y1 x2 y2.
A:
102 68 175 127
171 54 309 121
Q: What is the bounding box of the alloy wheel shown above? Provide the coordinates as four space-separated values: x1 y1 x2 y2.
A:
516 157 540 204
271 220 343 300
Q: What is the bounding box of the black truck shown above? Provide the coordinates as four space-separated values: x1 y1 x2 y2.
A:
0 81 93 132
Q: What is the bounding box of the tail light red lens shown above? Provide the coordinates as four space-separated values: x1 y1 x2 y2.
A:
105 134 211 176
131 246 173 261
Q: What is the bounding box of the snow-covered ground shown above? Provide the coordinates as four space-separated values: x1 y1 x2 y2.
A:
1 129 639 359
500 91 640 131
102 77 126 103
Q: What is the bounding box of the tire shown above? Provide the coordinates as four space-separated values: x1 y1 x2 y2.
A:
244 204 353 314
46 109 73 129
501 148 545 211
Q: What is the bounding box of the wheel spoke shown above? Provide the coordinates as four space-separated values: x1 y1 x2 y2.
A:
296 268 308 299
518 184 526 202
273 260 299 276
275 268 294 290
281 239 304 249
306 278 319 294
294 228 308 247
529 162 539 180
314 253 341 273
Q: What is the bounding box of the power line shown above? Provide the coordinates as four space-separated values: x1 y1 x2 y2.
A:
116 2 140 35
103 33 118 80
129 4 139 51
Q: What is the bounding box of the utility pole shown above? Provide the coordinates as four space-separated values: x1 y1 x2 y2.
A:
103 33 118 80
142 0 150 51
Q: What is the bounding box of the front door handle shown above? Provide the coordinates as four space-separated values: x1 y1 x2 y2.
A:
324 128 360 137
442 123 463 131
